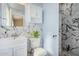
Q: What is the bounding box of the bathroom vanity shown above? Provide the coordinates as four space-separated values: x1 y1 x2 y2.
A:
0 39 27 56
0 27 27 56
0 3 28 56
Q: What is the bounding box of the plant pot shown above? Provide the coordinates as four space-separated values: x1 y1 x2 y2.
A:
30 38 41 48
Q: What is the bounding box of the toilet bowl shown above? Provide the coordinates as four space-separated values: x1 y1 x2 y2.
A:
33 48 47 56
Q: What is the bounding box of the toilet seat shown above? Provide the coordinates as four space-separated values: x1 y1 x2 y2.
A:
33 48 47 56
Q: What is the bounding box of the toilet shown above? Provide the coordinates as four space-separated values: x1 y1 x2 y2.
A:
33 48 47 56
29 38 47 56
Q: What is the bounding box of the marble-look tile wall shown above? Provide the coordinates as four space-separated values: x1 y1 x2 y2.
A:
60 3 79 55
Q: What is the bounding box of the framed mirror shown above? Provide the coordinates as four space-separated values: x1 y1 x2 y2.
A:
1 3 25 27
12 15 23 27
9 3 25 27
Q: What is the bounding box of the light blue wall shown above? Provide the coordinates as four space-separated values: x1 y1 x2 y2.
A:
43 3 59 56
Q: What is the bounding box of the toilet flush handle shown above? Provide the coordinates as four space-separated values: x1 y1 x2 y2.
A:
53 35 57 38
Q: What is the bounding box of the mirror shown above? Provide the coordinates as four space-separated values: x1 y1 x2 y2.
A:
9 3 25 27
12 15 23 27
1 3 25 27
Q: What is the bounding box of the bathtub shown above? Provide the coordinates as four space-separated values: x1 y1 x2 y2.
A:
0 37 27 56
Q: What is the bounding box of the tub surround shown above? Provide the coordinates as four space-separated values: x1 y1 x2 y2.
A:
60 3 79 56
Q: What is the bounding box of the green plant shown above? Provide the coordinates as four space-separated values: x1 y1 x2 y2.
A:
31 30 40 38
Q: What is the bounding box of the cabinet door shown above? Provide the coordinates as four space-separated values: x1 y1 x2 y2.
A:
14 46 27 56
0 48 12 56
30 4 42 23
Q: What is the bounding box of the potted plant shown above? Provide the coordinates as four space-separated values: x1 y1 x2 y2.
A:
30 30 41 48
31 30 40 38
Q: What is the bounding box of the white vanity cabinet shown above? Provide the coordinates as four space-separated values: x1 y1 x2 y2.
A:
0 39 27 56
0 46 27 56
